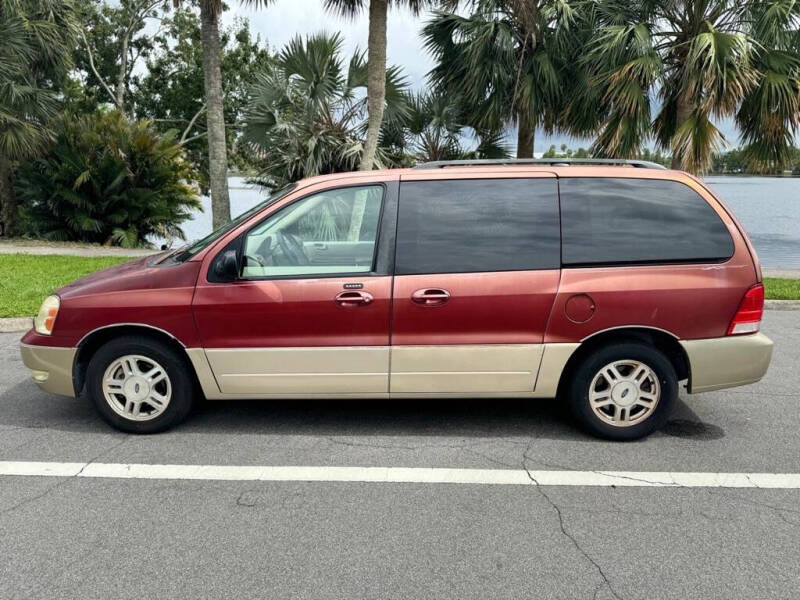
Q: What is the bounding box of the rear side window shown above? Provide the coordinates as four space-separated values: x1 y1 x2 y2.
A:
560 178 734 266
396 178 560 274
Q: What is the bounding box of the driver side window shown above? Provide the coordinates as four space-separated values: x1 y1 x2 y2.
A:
242 185 384 278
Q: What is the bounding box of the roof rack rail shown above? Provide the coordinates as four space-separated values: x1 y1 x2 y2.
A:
413 158 667 170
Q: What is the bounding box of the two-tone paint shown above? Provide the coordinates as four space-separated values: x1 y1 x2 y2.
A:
21 165 773 401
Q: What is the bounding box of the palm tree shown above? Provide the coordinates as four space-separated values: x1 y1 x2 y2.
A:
0 0 79 237
243 32 410 187
323 0 433 170
382 91 510 163
170 0 275 229
736 2 800 173
585 0 800 173
423 0 582 158
196 0 233 229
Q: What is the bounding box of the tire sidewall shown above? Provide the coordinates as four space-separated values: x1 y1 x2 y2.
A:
86 336 193 434
569 342 678 441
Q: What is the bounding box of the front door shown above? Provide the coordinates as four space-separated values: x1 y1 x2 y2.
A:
193 183 396 396
390 175 561 394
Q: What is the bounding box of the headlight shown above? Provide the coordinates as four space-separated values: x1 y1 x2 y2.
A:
34 295 60 335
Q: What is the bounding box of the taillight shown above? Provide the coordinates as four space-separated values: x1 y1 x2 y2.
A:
727 284 764 335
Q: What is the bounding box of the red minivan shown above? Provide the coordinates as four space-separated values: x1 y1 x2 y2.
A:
20 160 773 440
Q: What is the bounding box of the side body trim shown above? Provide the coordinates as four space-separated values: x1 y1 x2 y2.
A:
534 343 580 397
195 343 578 399
390 344 542 393
204 347 390 395
186 348 221 397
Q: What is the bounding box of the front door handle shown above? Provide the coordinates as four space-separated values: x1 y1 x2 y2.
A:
334 290 373 307
411 288 450 306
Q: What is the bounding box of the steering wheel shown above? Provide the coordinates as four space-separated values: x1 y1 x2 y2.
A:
245 253 265 267
243 235 275 268
276 231 309 265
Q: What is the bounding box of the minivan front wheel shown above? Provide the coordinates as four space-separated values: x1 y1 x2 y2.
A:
568 342 677 440
86 335 194 433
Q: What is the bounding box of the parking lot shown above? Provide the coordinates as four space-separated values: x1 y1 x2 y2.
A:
1 310 799 599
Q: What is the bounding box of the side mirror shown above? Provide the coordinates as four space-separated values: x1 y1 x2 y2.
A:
213 249 240 282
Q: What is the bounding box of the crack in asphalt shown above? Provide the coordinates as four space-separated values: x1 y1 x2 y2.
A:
588 471 678 487
325 436 468 451
236 489 257 507
522 442 625 600
705 488 800 527
325 436 528 469
0 435 131 518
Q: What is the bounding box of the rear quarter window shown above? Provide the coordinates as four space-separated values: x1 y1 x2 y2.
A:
560 178 734 266
396 178 561 274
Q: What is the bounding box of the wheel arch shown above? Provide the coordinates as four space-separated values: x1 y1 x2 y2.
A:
73 324 197 396
555 326 690 399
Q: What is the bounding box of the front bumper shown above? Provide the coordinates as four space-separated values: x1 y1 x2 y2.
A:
20 343 77 397
680 332 774 393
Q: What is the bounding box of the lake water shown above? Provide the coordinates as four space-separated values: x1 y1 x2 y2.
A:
703 177 800 269
178 175 800 269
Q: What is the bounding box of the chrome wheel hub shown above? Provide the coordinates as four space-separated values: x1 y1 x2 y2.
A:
589 360 660 427
102 355 171 421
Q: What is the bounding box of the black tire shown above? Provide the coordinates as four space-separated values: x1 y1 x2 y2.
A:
567 342 677 441
86 335 195 433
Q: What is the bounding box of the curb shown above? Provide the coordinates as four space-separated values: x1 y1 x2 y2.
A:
763 269 800 280
0 318 32 333
0 243 156 258
765 299 800 311
2 301 799 335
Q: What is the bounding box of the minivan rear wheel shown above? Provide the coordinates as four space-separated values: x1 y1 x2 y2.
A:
86 335 194 433
568 342 677 440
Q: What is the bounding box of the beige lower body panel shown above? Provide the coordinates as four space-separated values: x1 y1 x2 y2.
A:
20 343 77 397
203 346 389 395
534 343 581 397
680 332 773 393
390 344 543 393
195 343 579 400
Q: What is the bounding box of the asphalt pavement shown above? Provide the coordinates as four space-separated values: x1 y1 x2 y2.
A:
1 311 799 600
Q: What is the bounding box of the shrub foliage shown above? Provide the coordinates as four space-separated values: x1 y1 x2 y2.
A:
16 111 201 247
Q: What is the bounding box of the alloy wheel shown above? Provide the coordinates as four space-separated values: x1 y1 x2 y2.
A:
588 359 660 427
102 355 172 421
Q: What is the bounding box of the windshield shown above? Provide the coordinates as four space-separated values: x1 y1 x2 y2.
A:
174 183 297 262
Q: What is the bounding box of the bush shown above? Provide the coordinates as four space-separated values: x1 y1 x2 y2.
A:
16 111 201 247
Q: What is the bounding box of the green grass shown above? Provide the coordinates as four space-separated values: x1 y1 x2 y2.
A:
763 277 800 300
0 254 130 318
0 253 798 318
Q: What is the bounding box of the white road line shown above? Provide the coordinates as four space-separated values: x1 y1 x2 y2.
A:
1 461 800 488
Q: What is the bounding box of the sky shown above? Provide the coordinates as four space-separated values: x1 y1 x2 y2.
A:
224 0 741 154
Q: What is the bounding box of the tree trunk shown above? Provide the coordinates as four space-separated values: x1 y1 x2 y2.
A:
199 2 231 228
359 0 388 171
516 111 534 158
0 157 18 238
671 96 693 170
116 30 129 113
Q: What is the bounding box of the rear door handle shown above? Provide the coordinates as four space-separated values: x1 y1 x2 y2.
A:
334 290 373 307
411 288 450 306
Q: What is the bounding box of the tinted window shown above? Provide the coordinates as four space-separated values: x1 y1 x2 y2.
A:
396 179 560 274
560 178 734 265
